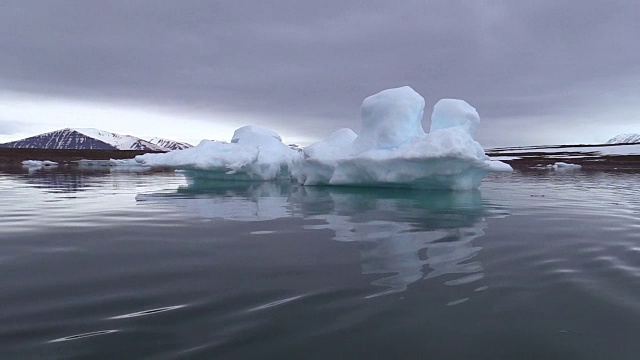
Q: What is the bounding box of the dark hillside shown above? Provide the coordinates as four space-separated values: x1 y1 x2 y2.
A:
0 148 165 166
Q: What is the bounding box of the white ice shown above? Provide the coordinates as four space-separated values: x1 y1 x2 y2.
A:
22 160 58 168
547 162 582 171
293 86 511 189
135 86 511 190
108 158 146 167
136 125 298 181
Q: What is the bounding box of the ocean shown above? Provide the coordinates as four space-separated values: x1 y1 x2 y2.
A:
1 167 639 359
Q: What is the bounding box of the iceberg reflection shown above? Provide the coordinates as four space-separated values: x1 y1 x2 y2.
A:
290 186 491 297
138 172 508 298
136 171 297 221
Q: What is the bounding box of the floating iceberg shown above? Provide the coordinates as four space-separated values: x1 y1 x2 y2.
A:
294 88 510 189
136 86 511 190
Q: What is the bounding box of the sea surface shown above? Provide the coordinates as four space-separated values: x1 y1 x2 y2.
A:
1 167 639 359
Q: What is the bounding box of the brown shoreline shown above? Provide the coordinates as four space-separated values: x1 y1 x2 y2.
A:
486 152 640 172
1 147 638 172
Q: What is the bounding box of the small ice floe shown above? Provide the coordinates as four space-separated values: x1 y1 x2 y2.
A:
108 158 145 167
547 162 582 171
75 159 111 167
489 156 521 161
108 158 151 172
74 158 150 171
21 160 58 168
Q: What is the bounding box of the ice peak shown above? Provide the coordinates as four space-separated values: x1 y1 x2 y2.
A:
430 99 479 136
352 86 425 153
231 125 283 144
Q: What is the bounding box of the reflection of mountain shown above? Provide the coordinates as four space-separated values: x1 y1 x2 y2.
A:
138 173 509 299
1 166 155 193
1 168 110 193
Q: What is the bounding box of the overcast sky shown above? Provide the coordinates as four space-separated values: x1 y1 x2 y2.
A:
1 0 639 147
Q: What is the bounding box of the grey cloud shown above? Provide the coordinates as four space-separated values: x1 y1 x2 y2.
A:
1 0 639 145
0 119 22 135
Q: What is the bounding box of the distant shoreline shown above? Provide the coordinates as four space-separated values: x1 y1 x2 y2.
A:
485 152 640 171
1 147 638 172
0 148 165 166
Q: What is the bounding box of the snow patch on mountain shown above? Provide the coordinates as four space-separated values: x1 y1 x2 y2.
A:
1 127 190 151
147 137 193 151
72 128 165 151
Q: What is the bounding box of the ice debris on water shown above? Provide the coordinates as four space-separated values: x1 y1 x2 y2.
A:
547 162 582 171
135 86 512 190
22 160 58 168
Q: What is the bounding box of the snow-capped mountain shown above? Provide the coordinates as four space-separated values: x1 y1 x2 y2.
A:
0 128 187 151
71 128 166 151
1 128 118 150
606 133 640 144
148 137 193 151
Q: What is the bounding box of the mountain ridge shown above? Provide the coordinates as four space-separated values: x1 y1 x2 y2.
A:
606 133 640 145
0 128 193 151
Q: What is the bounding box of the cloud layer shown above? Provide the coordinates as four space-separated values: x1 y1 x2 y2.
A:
1 0 639 146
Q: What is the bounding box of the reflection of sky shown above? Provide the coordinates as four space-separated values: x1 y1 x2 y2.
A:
138 172 510 299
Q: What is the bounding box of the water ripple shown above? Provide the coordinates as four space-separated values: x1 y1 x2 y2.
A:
48 329 118 343
108 304 187 319
248 295 305 312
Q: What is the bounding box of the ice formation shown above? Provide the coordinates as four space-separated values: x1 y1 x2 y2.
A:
135 86 511 190
136 125 298 181
293 86 510 189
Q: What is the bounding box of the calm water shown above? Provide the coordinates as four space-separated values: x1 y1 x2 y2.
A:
1 167 639 359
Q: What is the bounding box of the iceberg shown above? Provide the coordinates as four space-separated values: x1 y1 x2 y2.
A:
136 125 298 181
136 86 511 190
293 86 511 189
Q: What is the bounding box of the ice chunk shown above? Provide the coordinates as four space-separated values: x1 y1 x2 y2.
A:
136 125 300 181
548 162 582 171
291 128 358 185
22 160 58 168
108 158 145 167
303 128 358 160
75 159 110 167
231 125 282 143
430 99 480 136
351 86 425 154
